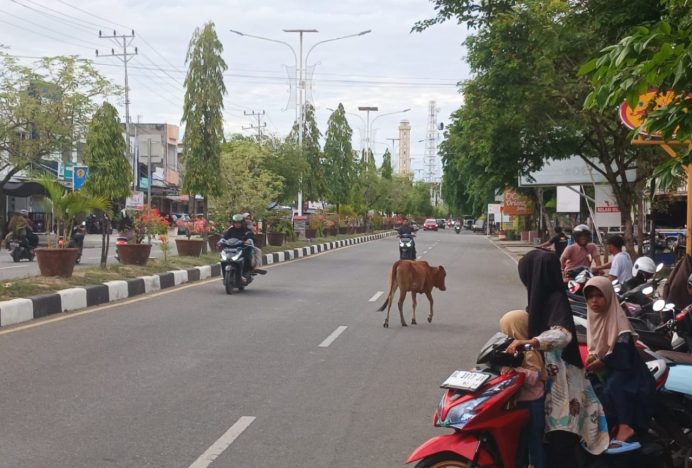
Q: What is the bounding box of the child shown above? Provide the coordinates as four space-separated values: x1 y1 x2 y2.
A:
584 276 656 454
500 310 545 468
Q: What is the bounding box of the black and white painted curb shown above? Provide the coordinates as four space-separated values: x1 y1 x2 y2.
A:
0 231 395 329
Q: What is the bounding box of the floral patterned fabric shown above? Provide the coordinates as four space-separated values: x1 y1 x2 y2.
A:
537 327 610 455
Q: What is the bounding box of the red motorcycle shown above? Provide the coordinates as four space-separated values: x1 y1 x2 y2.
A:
406 333 670 468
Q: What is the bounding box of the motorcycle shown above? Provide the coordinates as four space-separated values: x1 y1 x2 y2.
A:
7 236 34 262
407 332 670 468
454 224 461 234
114 235 129 263
399 233 417 260
68 224 86 264
219 237 255 294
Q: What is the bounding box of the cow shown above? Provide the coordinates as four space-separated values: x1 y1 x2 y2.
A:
377 260 446 328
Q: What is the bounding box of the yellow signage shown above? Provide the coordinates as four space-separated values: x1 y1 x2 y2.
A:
618 90 675 137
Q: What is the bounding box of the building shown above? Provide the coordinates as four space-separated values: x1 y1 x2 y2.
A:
130 123 182 214
398 120 411 175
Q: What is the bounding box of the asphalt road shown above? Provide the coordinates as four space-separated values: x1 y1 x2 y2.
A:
0 230 526 468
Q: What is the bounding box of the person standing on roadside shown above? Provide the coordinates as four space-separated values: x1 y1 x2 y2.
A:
560 224 602 281
540 226 569 258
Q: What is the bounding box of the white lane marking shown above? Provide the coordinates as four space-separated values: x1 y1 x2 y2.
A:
0 265 31 270
188 416 256 468
369 291 383 302
318 326 348 348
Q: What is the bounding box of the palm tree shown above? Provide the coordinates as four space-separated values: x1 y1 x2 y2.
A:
34 176 111 247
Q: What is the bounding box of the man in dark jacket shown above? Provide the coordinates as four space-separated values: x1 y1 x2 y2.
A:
396 218 417 259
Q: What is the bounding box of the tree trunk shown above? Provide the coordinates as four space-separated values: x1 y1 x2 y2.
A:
100 218 110 268
201 196 208 254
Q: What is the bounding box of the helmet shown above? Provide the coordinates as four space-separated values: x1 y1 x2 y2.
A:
231 214 244 223
573 224 591 236
687 272 692 288
632 256 656 277
19 209 28 215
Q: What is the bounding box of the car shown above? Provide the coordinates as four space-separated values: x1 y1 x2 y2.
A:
423 219 438 231
472 219 485 232
436 219 446 229
411 222 419 232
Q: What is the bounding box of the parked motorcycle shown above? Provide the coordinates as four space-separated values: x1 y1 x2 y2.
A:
7 236 34 262
399 233 417 260
406 332 671 468
219 237 255 294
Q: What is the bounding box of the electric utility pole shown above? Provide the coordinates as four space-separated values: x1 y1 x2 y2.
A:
242 110 267 141
97 30 138 188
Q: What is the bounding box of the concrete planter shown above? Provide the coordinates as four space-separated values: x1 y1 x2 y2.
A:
305 228 316 239
35 248 80 277
175 239 204 257
208 234 222 252
117 243 152 266
267 232 285 246
254 233 266 248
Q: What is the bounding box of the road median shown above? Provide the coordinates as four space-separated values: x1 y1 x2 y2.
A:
0 231 395 329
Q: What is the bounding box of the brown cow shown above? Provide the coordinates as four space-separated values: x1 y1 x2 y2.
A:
377 260 446 328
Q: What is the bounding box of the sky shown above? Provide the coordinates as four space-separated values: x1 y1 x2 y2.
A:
1 0 470 179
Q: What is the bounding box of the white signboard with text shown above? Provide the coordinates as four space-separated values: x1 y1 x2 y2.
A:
126 191 144 210
594 185 621 228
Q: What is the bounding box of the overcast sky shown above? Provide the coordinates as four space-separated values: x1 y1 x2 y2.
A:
1 0 470 178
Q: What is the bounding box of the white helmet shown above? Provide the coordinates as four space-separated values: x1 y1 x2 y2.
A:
632 256 656 277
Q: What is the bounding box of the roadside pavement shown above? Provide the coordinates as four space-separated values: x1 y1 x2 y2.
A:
488 236 537 262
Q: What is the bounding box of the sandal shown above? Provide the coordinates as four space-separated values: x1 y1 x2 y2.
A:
605 439 640 454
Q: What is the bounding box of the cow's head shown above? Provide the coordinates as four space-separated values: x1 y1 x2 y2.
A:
434 265 446 291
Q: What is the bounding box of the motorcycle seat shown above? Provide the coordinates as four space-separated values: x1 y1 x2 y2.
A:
655 350 692 365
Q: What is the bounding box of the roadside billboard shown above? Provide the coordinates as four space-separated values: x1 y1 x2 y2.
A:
518 156 636 186
502 189 533 216
556 186 580 213
126 191 144 210
594 184 621 228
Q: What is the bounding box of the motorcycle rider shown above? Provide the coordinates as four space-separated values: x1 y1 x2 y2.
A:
619 256 657 306
5 209 37 252
593 235 632 283
560 224 601 282
222 214 262 282
396 218 417 259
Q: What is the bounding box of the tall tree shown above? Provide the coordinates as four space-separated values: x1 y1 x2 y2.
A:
83 102 132 267
380 148 393 180
323 103 354 212
181 22 227 252
288 102 325 202
0 52 117 227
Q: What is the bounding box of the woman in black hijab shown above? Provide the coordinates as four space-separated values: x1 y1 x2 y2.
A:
507 249 609 465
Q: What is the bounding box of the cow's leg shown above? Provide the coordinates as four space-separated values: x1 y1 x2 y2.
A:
398 289 407 326
410 291 418 325
383 283 397 328
425 291 434 323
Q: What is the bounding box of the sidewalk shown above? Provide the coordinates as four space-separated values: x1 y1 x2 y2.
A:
488 236 537 262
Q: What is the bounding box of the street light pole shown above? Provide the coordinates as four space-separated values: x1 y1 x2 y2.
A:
359 107 411 155
357 106 378 154
231 28 370 217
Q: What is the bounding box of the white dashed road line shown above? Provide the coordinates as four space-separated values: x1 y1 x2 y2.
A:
188 416 256 468
318 326 348 348
369 291 383 302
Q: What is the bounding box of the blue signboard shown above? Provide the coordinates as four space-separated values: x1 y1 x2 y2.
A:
139 177 149 189
72 165 88 190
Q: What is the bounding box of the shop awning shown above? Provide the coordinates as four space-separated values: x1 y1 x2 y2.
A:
2 181 48 197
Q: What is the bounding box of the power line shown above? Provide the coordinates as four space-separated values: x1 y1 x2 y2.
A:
0 17 94 51
242 110 267 140
10 0 95 33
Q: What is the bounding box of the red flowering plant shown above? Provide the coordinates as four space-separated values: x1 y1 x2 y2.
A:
133 208 169 244
176 215 213 240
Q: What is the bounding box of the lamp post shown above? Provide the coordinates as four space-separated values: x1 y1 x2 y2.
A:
230 28 370 216
359 107 410 155
327 107 367 149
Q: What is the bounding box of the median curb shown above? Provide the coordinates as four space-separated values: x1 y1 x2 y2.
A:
0 231 395 329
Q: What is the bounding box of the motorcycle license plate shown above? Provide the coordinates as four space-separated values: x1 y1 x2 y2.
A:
441 370 490 391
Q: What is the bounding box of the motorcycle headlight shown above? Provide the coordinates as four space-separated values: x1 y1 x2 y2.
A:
231 252 242 262
399 242 405 247
438 395 490 429
220 251 228 261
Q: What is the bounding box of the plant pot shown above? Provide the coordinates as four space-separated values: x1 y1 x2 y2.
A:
254 233 266 248
326 228 337 236
208 234 222 252
35 248 80 277
267 232 285 246
175 238 204 257
339 227 348 235
305 228 316 239
118 243 152 265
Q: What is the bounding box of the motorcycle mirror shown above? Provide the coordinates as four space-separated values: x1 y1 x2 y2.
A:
642 286 654 296
614 285 621 293
653 299 666 312
656 263 664 273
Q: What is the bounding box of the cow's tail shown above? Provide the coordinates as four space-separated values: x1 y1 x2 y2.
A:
377 261 399 311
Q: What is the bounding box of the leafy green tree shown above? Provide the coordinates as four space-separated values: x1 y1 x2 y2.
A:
416 0 665 252
0 52 117 226
83 102 132 267
380 149 393 180
181 22 227 252
288 102 325 202
209 137 283 225
263 137 308 206
323 103 354 212
582 0 691 157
